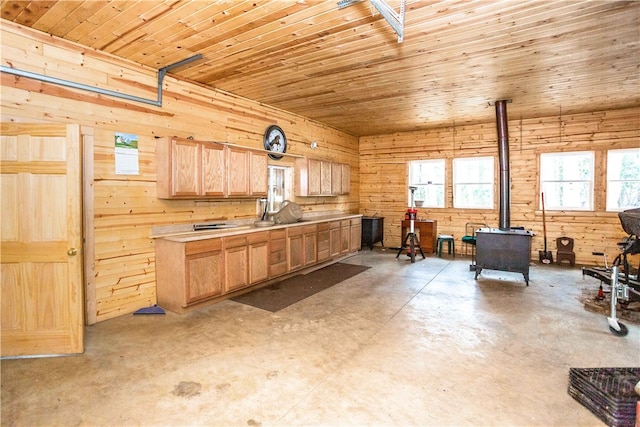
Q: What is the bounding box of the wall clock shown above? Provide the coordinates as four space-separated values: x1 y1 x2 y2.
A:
264 125 287 160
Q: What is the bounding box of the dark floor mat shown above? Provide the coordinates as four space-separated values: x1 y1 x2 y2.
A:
568 367 640 427
231 262 370 312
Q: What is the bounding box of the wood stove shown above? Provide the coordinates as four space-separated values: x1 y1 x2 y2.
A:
474 100 533 285
475 228 533 285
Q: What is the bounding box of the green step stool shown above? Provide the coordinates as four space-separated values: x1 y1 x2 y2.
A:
437 235 455 257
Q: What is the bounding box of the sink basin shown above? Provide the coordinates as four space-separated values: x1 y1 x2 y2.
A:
254 220 275 227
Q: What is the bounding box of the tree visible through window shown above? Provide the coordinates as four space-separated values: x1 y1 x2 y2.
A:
607 148 640 211
453 156 494 209
408 159 445 207
540 152 594 211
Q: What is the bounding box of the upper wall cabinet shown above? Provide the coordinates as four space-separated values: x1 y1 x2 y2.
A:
295 157 350 197
157 137 267 199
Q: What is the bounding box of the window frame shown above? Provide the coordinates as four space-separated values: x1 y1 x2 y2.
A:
540 151 594 211
452 156 494 209
267 164 292 214
407 159 446 208
606 148 640 212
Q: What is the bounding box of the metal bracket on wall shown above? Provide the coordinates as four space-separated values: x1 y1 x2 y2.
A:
369 0 405 43
0 54 202 107
337 0 405 43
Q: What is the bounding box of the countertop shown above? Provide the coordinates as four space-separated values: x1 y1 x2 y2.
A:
151 213 363 243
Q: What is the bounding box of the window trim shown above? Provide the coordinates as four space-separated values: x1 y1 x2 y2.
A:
606 147 640 212
452 156 494 209
407 159 446 208
540 151 594 211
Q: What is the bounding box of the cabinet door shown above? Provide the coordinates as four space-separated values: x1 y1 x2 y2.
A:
185 251 224 304
224 236 249 292
320 161 332 195
303 225 317 266
331 162 342 195
341 164 350 195
269 236 287 277
249 151 268 196
329 221 341 257
184 238 224 305
227 147 250 196
340 220 350 254
248 232 269 284
202 143 226 196
307 159 322 196
317 223 330 262
172 138 200 197
287 228 304 271
350 218 361 252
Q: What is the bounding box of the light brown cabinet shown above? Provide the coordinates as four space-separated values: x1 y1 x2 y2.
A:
317 222 330 262
224 235 249 292
155 216 362 314
226 147 268 197
269 229 287 277
287 226 304 272
295 158 350 196
329 221 341 257
155 238 225 313
302 224 318 266
157 136 267 199
248 232 269 284
340 219 350 254
350 217 362 252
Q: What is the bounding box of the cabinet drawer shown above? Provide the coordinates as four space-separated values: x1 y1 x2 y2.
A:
270 237 286 253
287 226 304 237
302 224 317 234
225 235 248 248
351 217 361 225
248 231 268 244
270 229 286 240
317 222 330 232
185 238 222 255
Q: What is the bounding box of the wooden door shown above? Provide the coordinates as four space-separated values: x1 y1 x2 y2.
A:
1 123 84 356
171 137 200 197
307 159 321 196
226 147 250 196
224 236 249 292
248 232 269 284
341 164 350 195
320 161 332 195
185 239 224 304
331 162 342 195
249 151 268 196
202 143 226 196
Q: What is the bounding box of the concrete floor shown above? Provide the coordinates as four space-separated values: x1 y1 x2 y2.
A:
2 249 639 426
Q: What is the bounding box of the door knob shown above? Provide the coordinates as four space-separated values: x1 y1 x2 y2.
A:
67 248 78 256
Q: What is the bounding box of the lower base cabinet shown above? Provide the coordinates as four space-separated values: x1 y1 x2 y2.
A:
155 216 362 314
156 238 225 313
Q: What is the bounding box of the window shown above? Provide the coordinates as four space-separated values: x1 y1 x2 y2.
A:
607 148 640 212
453 156 494 209
408 159 445 207
267 165 292 213
540 151 594 210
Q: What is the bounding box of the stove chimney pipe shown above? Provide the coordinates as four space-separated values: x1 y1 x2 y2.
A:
495 100 510 230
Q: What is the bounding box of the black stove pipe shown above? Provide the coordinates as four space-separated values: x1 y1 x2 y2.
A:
495 100 510 231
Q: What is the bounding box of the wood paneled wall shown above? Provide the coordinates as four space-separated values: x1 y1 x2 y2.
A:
359 108 640 268
1 22 359 323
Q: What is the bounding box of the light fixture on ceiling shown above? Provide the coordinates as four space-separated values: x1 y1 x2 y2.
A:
310 141 318 150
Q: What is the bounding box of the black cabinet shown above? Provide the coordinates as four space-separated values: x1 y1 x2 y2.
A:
361 216 384 250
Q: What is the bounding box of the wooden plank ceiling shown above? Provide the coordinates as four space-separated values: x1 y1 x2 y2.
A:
2 0 639 136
